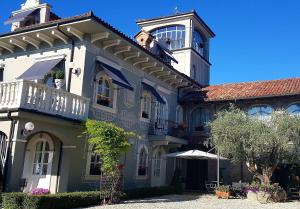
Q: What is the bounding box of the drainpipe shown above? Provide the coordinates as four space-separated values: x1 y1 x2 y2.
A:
2 111 17 192
55 141 63 193
56 24 75 92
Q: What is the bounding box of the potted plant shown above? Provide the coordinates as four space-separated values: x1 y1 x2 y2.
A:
177 123 187 131
98 98 110 107
245 182 259 201
215 185 230 199
54 70 65 89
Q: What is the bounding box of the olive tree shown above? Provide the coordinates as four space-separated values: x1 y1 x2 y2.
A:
209 106 300 185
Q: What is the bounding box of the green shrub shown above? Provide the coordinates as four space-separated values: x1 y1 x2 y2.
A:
2 193 26 209
2 191 102 209
2 187 178 209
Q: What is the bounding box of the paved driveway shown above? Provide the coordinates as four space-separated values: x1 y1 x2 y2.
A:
82 194 300 209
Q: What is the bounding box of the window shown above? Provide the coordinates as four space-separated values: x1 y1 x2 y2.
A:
191 65 197 80
86 146 102 177
141 91 151 119
176 105 183 124
248 105 273 121
153 151 162 177
0 68 3 82
32 141 51 176
138 146 148 176
155 97 168 129
95 75 114 108
191 107 209 131
0 131 8 166
193 30 205 56
151 25 186 50
287 104 300 116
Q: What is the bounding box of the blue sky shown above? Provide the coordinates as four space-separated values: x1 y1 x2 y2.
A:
1 0 300 85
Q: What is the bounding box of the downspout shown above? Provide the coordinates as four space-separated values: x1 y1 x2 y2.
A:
55 141 63 193
2 111 17 192
56 24 75 92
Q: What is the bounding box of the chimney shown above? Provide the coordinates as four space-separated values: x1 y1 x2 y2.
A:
134 30 154 49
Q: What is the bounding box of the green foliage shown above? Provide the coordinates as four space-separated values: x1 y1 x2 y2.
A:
2 191 104 209
84 119 134 175
215 185 230 192
54 71 65 79
2 193 26 209
2 187 177 209
209 105 300 184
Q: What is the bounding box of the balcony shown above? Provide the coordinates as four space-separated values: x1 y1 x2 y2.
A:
0 80 90 121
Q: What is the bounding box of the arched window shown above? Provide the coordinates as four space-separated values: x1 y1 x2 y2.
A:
287 104 300 116
176 105 183 124
32 140 51 176
248 105 273 121
86 145 101 177
153 151 162 177
193 30 205 56
95 75 114 108
141 91 152 119
191 107 209 131
151 25 186 50
0 131 8 167
155 97 168 129
138 146 148 176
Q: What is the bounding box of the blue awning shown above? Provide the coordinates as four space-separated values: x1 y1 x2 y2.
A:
97 61 134 91
17 58 64 80
142 82 166 104
5 9 39 25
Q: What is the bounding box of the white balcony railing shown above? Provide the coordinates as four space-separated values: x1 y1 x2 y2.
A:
0 80 90 121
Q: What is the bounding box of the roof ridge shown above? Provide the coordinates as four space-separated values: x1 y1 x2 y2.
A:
206 77 300 88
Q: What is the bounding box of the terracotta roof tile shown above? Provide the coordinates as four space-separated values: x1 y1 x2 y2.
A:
201 77 300 101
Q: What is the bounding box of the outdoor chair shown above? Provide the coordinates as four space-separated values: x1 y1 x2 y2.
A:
230 182 247 199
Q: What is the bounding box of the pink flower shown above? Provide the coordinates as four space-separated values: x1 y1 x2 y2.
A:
30 188 50 195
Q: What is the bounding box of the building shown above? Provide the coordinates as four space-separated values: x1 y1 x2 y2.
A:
0 0 299 193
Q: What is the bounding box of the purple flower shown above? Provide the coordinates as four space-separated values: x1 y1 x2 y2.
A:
245 188 259 193
30 188 50 195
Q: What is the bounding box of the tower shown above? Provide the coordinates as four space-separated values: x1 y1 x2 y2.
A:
136 11 215 86
5 0 53 31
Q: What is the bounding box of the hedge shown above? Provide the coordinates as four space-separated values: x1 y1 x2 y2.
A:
1 186 178 209
2 191 102 209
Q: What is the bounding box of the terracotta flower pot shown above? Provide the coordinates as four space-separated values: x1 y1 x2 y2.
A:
216 191 230 199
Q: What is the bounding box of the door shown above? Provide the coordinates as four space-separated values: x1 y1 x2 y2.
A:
25 139 54 192
151 148 166 187
185 159 208 191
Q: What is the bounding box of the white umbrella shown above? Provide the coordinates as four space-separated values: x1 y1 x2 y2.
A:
165 149 227 160
165 149 227 187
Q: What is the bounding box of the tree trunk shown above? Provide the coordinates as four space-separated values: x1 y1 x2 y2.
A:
262 167 274 185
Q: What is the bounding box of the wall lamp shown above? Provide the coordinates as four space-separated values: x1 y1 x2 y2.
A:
21 122 35 136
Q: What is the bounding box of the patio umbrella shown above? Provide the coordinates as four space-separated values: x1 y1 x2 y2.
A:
165 149 227 187
164 149 227 160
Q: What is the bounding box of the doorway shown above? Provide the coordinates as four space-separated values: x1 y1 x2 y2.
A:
185 159 208 191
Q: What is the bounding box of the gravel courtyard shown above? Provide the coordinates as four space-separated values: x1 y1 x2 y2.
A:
82 194 300 209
